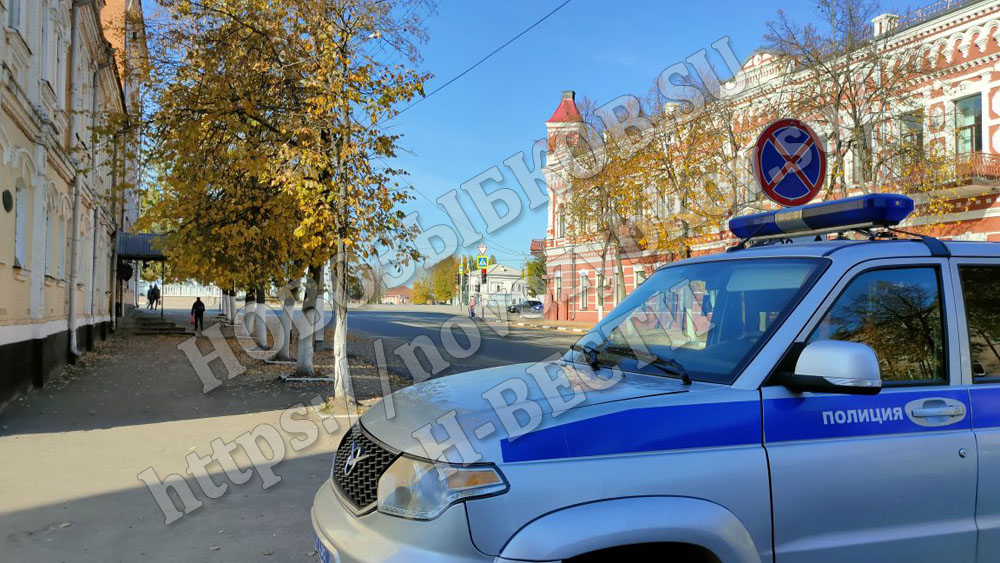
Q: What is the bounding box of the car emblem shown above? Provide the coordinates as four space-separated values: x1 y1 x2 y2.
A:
342 441 370 476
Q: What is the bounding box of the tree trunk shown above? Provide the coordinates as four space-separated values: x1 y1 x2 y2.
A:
321 258 337 348
596 235 611 321
295 267 321 377
243 289 256 336
332 232 353 404
315 264 332 351
228 290 237 325
255 285 268 349
613 234 627 305
277 286 295 361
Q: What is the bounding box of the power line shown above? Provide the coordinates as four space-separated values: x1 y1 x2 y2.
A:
395 0 574 117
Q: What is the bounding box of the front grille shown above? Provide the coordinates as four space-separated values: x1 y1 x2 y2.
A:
332 425 398 511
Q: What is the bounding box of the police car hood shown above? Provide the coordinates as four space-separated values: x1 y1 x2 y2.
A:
359 361 692 463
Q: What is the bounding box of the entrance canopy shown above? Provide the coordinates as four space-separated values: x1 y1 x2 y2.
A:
116 232 166 261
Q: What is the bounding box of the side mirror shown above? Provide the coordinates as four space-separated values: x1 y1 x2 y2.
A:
781 340 881 395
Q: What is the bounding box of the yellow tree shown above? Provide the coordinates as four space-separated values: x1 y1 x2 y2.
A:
143 0 432 397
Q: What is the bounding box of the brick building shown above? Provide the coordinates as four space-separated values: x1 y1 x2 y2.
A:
534 0 1000 323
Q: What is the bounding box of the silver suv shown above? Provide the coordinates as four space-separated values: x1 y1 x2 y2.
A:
312 194 1000 562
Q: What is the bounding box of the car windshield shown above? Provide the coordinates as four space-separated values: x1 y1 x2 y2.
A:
566 258 825 384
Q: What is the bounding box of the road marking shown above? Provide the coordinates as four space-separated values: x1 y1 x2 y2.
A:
392 321 435 328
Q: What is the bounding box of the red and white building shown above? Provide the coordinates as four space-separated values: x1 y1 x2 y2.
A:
383 286 412 306
534 0 1000 323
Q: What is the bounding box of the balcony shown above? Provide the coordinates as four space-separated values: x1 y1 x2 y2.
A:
955 152 1000 182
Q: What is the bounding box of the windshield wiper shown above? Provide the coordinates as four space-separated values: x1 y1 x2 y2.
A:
601 345 692 385
644 356 692 385
569 343 599 369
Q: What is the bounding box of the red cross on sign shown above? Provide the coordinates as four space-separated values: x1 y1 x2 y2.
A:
752 118 827 207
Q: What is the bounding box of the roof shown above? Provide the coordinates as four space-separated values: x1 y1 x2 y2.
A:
548 90 583 123
486 263 522 277
385 286 411 297
116 232 166 261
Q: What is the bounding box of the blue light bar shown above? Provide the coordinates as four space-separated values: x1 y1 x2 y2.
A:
729 193 914 240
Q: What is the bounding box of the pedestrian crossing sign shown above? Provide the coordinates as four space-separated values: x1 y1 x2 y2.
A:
476 255 489 268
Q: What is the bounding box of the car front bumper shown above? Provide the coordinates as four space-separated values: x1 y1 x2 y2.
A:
311 480 499 563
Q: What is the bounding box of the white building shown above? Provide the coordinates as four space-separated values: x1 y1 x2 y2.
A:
467 263 529 309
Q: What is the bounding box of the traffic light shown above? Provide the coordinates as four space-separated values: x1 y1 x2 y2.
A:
481 268 487 284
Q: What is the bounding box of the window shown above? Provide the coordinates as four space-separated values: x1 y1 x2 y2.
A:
572 258 823 384
808 267 946 383
14 179 28 268
579 274 589 310
958 266 1000 380
556 207 566 238
57 217 66 279
553 270 562 301
900 111 924 161
40 7 50 82
955 94 982 155
7 0 21 30
851 134 870 185
44 213 52 275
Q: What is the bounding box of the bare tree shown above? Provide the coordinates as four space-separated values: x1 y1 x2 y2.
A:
765 0 935 197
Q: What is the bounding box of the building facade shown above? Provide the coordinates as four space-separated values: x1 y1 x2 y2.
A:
382 286 411 306
467 263 529 309
535 0 1000 323
0 0 143 408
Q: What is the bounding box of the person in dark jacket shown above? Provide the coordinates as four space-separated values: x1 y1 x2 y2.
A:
191 297 206 331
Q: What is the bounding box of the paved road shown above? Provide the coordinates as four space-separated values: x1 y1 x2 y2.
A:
344 309 584 379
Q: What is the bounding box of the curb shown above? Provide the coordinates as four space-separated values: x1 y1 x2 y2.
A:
484 318 588 334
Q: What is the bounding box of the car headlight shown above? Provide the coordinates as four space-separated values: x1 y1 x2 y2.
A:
376 456 508 520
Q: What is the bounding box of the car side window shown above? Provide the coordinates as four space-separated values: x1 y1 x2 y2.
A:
807 267 946 384
958 266 1000 381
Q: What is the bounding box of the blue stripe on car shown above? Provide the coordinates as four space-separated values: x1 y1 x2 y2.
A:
500 401 762 463
970 386 1000 428
500 388 985 463
763 389 971 443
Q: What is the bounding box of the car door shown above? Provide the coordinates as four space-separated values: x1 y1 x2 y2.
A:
761 258 977 562
951 257 1000 560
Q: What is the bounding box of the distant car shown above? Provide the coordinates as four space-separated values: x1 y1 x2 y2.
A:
507 300 543 315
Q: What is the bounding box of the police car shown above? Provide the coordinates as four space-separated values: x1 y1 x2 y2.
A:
311 193 1000 562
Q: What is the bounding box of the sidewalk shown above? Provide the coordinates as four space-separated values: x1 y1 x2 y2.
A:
0 312 345 563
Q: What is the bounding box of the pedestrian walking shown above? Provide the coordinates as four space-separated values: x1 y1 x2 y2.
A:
191 297 206 331
146 286 153 309
469 297 476 319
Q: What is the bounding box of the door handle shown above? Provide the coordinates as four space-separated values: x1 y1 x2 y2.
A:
912 405 965 418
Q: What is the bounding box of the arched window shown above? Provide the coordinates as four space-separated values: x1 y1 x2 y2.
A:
7 0 22 30
14 178 29 268
556 206 566 238
578 273 589 310
44 212 52 275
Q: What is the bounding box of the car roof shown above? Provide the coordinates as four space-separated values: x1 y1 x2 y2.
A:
677 239 1000 265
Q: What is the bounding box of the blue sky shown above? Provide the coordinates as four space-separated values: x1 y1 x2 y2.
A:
388 0 915 269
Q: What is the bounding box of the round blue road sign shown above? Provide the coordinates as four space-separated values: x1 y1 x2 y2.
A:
752 118 826 207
